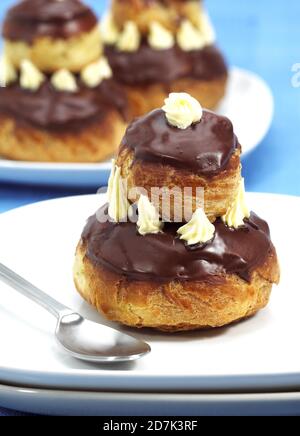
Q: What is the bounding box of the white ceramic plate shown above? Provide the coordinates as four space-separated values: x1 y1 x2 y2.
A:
0 67 273 188
217 67 274 154
1 383 300 416
0 192 299 393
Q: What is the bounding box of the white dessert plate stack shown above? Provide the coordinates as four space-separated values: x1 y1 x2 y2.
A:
0 192 299 415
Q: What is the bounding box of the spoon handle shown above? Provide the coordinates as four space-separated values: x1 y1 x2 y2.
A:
0 262 70 318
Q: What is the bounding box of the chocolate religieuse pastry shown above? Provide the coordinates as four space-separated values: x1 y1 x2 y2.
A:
74 93 280 332
0 0 127 162
101 0 228 118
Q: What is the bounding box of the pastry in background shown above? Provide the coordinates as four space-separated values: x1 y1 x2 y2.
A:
0 0 127 163
2 0 101 72
102 0 228 118
74 93 280 332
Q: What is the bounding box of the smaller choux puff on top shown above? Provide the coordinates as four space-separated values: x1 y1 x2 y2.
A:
117 92 242 223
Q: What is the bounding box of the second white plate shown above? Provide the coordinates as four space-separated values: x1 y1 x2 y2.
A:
0 192 299 393
1 383 300 416
0 67 273 187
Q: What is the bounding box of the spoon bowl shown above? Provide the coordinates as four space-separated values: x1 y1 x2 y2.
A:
56 312 151 362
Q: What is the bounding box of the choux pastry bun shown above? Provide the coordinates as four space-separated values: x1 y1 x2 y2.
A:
117 94 241 222
3 0 102 72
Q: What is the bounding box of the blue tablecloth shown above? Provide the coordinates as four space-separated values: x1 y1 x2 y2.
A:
0 0 299 416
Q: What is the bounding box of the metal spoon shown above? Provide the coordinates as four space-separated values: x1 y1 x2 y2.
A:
0 263 150 363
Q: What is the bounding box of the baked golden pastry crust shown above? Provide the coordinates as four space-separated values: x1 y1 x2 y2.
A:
117 143 241 222
74 240 280 332
111 0 204 34
4 26 102 73
0 112 126 163
124 75 227 119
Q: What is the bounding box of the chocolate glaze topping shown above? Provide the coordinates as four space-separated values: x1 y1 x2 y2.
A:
0 78 127 132
105 43 227 85
82 205 272 283
2 0 98 43
120 109 238 176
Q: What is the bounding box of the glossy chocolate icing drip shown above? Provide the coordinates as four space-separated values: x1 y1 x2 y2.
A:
82 205 272 283
104 43 227 85
120 109 238 176
0 78 127 132
2 0 98 43
188 47 228 80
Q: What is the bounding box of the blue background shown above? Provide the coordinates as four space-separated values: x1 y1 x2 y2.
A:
0 0 299 415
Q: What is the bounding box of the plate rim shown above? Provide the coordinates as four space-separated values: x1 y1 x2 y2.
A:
1 381 300 416
227 67 274 156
